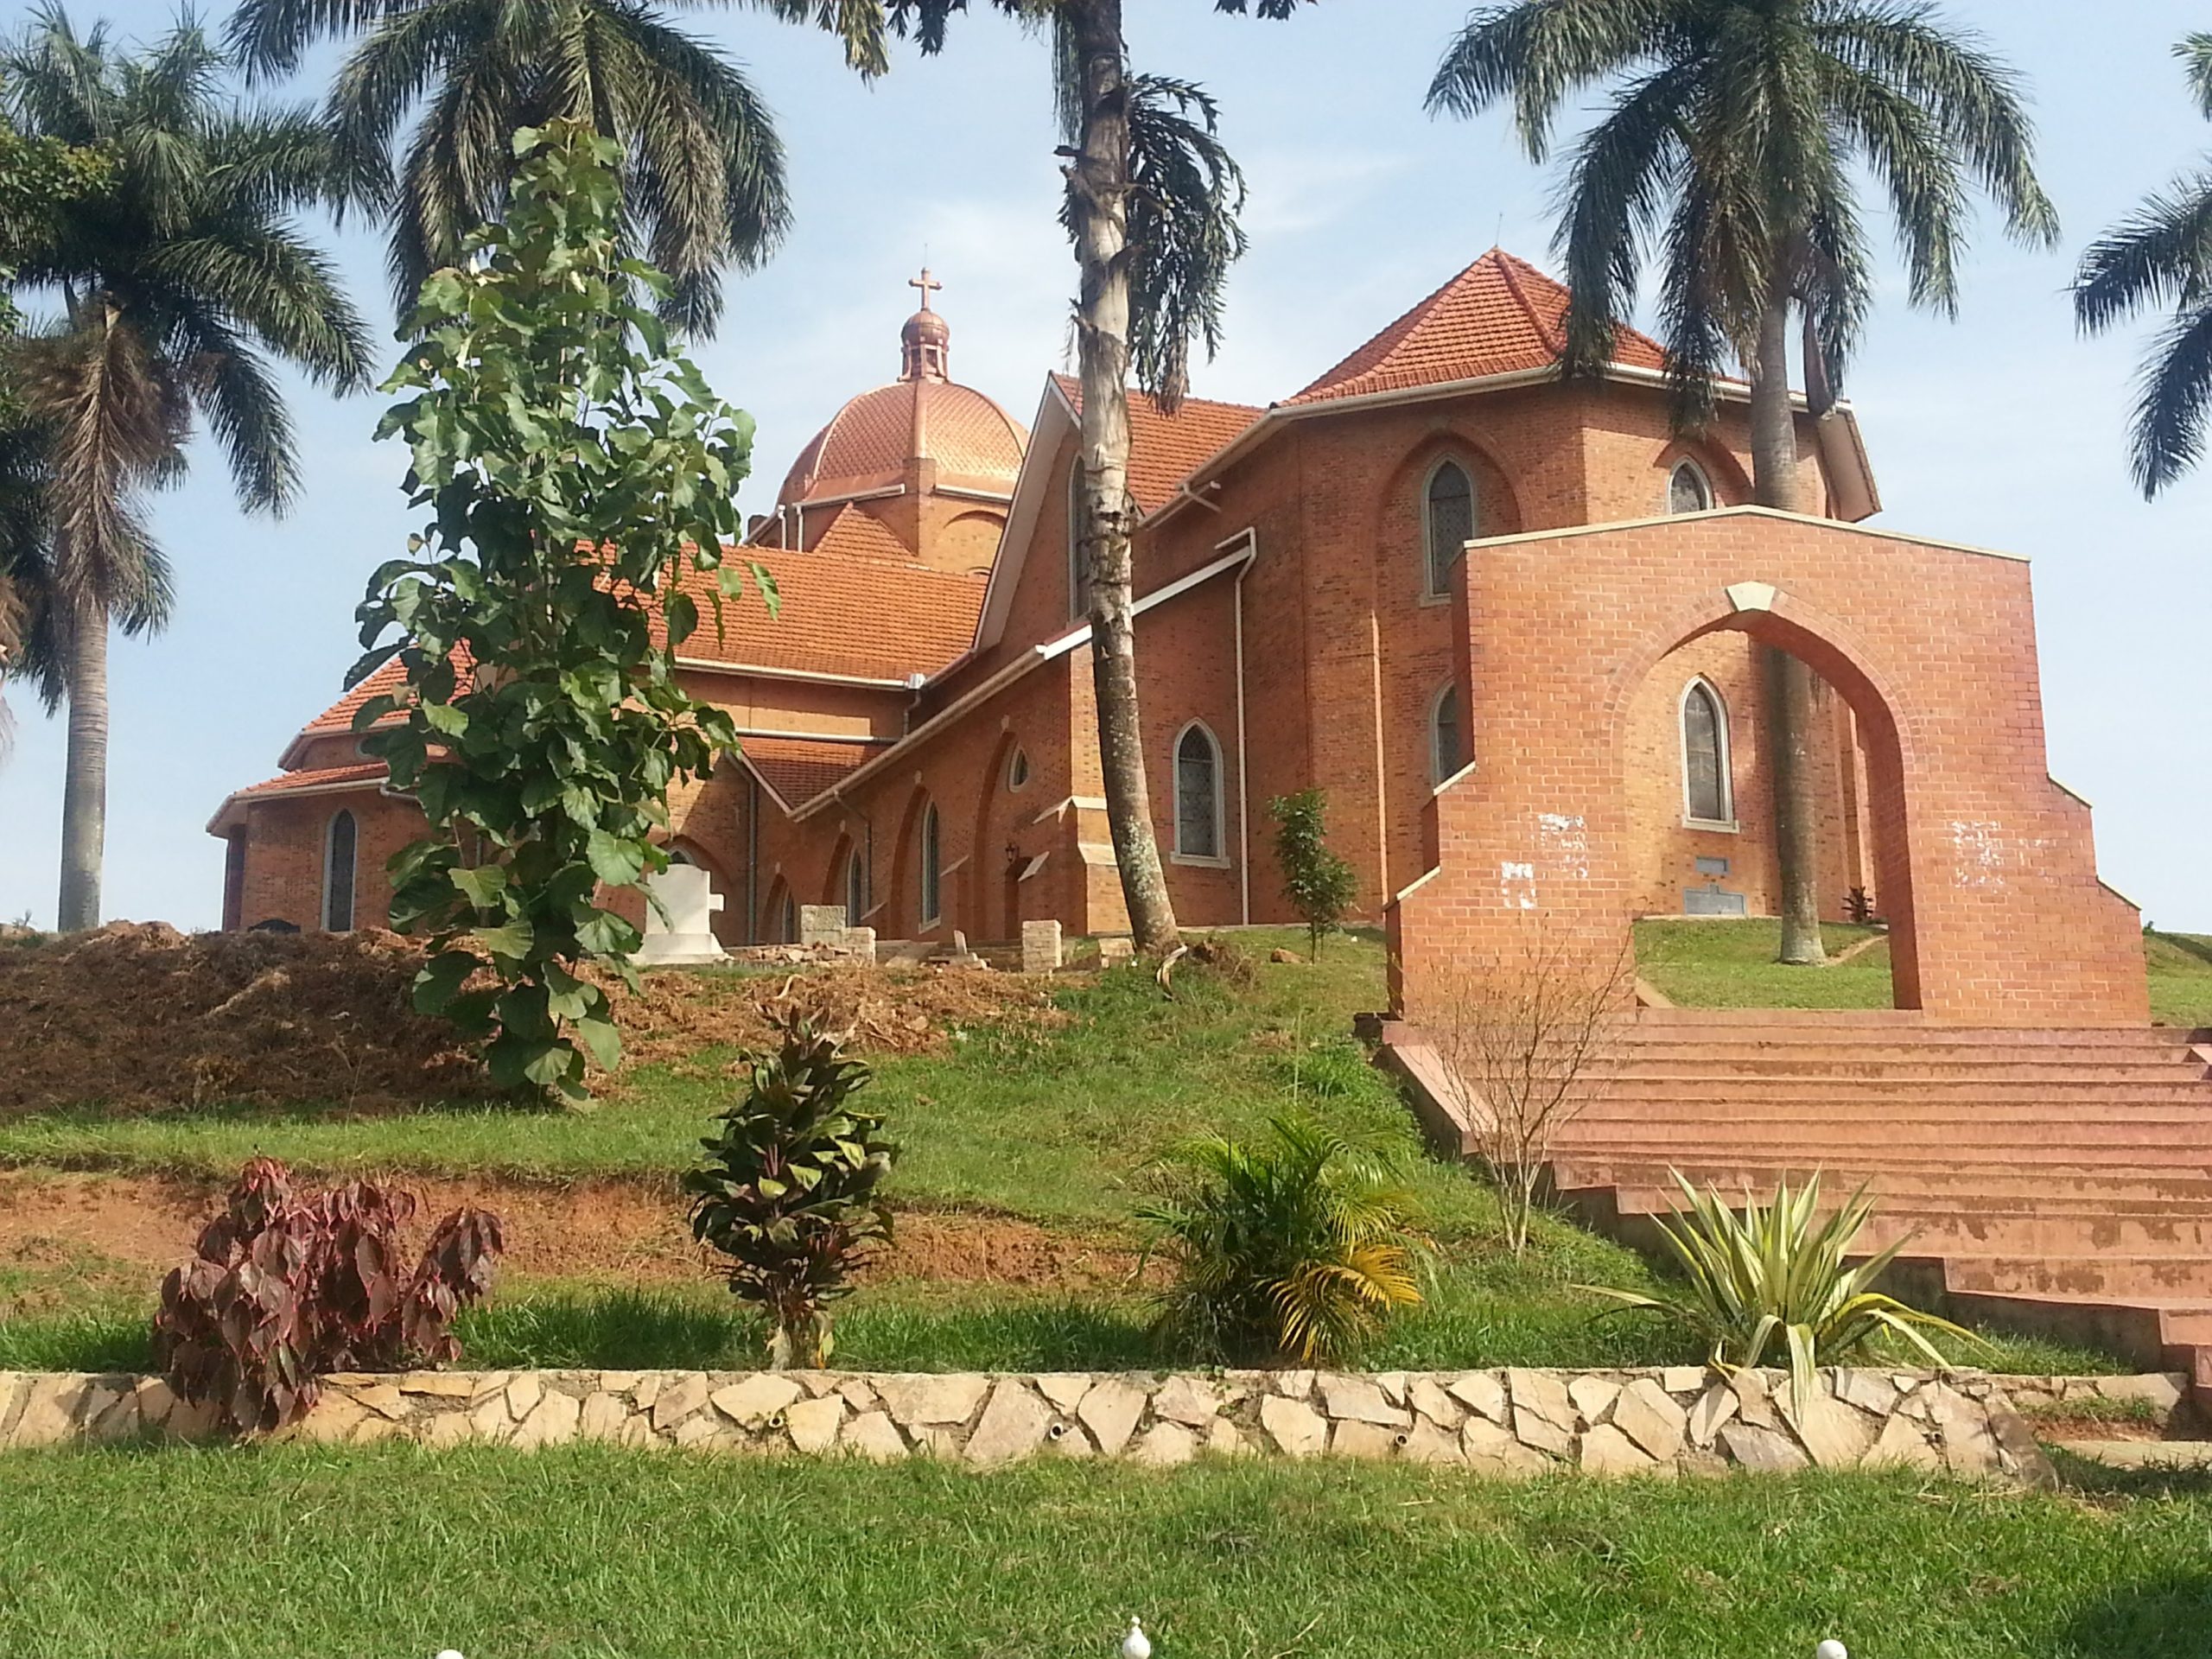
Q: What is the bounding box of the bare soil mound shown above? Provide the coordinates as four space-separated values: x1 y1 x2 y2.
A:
0 1170 1136 1300
0 924 486 1117
0 925 1061 1116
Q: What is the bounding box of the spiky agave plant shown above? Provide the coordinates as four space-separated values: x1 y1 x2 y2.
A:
1137 1113 1425 1365
683 1013 896 1369
1584 1170 1982 1421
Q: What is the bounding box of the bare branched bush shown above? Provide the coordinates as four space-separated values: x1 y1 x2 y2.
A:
1425 925 1636 1256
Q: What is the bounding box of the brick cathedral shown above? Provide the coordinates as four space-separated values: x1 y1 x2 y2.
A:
211 249 2147 1027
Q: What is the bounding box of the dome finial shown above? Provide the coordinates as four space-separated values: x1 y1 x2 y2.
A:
901 266 950 382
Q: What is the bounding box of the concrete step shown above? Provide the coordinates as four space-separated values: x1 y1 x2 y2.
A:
1567 1078 2212 1105
1548 1143 2212 1182
1557 1164 2212 1209
1943 1256 2212 1300
1586 1058 2204 1084
1580 1191 2212 1255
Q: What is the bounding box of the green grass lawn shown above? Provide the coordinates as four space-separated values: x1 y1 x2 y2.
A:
0 924 2121 1378
0 1446 2204 1657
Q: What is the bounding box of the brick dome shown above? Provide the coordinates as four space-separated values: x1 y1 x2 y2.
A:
776 376 1027 508
777 272 1027 509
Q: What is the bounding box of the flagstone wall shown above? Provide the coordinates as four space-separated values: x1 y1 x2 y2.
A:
0 1364 2130 1485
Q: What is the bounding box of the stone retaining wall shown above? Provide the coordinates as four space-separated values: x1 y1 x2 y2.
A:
0 1365 2098 1483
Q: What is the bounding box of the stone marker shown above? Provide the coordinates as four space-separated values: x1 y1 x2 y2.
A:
1022 918 1065 976
636 863 728 965
798 905 848 949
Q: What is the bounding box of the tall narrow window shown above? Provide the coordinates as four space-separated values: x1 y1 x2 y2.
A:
1681 679 1733 825
322 810 357 932
1067 464 1090 620
1174 723 1223 860
845 848 866 926
1424 461 1476 597
1669 459 1713 515
780 889 797 944
1430 684 1465 784
918 803 942 927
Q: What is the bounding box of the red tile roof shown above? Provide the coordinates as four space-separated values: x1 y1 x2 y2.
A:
809 503 917 563
230 761 391 798
1286 249 1669 407
737 734 883 810
1052 377 1263 514
673 544 983 682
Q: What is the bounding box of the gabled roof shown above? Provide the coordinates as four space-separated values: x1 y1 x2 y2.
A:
207 762 393 834
1049 376 1262 512
673 545 983 683
1287 249 1669 406
734 734 885 813
807 502 916 563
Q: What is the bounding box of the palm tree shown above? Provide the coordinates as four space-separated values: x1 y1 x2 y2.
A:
3 7 371 929
2075 35 2212 498
227 0 816 334
1428 0 2056 966
812 0 1301 954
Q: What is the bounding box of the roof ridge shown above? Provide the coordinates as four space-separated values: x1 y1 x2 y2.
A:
1491 248 1566 358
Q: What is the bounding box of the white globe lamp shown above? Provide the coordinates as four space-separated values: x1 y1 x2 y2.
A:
1816 1643 1848 1659
1121 1617 1153 1659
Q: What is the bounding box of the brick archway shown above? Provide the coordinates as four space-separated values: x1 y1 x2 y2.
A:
1607 585 1923 1009
1389 508 2147 1028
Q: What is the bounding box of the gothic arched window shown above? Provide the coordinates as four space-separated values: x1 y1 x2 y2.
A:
322 809 358 932
1424 460 1476 597
1174 722 1224 861
1669 459 1714 515
845 847 867 927
1430 684 1465 785
918 802 943 927
1681 678 1734 825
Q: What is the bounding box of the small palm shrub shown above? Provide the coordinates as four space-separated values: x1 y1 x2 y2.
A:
1585 1170 1981 1419
1137 1114 1426 1364
155 1158 505 1433
683 1014 897 1369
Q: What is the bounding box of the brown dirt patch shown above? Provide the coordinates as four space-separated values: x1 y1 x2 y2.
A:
0 1171 1134 1295
0 924 1060 1116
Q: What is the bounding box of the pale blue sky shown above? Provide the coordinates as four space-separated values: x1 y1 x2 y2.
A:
3 0 2209 931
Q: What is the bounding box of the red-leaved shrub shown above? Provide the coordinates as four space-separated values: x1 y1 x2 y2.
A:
154 1157 504 1433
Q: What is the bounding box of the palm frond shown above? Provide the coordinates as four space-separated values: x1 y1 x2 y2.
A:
1427 0 1675 161
1110 73 1246 416
2126 303 2212 498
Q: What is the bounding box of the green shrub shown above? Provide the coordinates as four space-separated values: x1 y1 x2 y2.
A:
683 1015 897 1368
1584 1170 1980 1419
1268 789 1357 958
1137 1114 1426 1364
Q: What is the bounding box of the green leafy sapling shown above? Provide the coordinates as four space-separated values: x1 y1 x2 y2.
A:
1269 788 1357 958
349 120 772 1099
684 1014 898 1369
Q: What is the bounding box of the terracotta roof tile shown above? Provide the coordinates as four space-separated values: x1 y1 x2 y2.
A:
1052 378 1263 514
737 734 883 810
779 378 1028 505
230 762 392 801
672 544 983 682
808 503 917 563
1286 249 1669 407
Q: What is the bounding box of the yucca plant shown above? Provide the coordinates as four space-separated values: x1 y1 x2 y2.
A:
1136 1114 1426 1365
683 1013 896 1369
1584 1170 1982 1421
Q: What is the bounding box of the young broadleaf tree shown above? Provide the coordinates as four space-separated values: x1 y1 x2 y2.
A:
3 7 369 929
1428 0 2056 965
352 119 769 1099
801 0 1306 954
2075 35 2212 497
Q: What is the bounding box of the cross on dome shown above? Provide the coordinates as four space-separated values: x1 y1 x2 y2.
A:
900 266 952 382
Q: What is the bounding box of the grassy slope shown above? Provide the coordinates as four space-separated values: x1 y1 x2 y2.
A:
0 1447 2206 1657
0 926 2120 1376
1637 919 2212 1027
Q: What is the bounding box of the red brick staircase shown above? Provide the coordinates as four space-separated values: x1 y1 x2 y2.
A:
1382 1009 2212 1390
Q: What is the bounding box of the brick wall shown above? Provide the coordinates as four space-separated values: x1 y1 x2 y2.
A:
1389 510 2148 1028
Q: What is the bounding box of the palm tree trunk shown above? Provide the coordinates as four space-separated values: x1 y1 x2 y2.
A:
56 593 108 931
1068 0 1179 955
1748 284 1825 966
